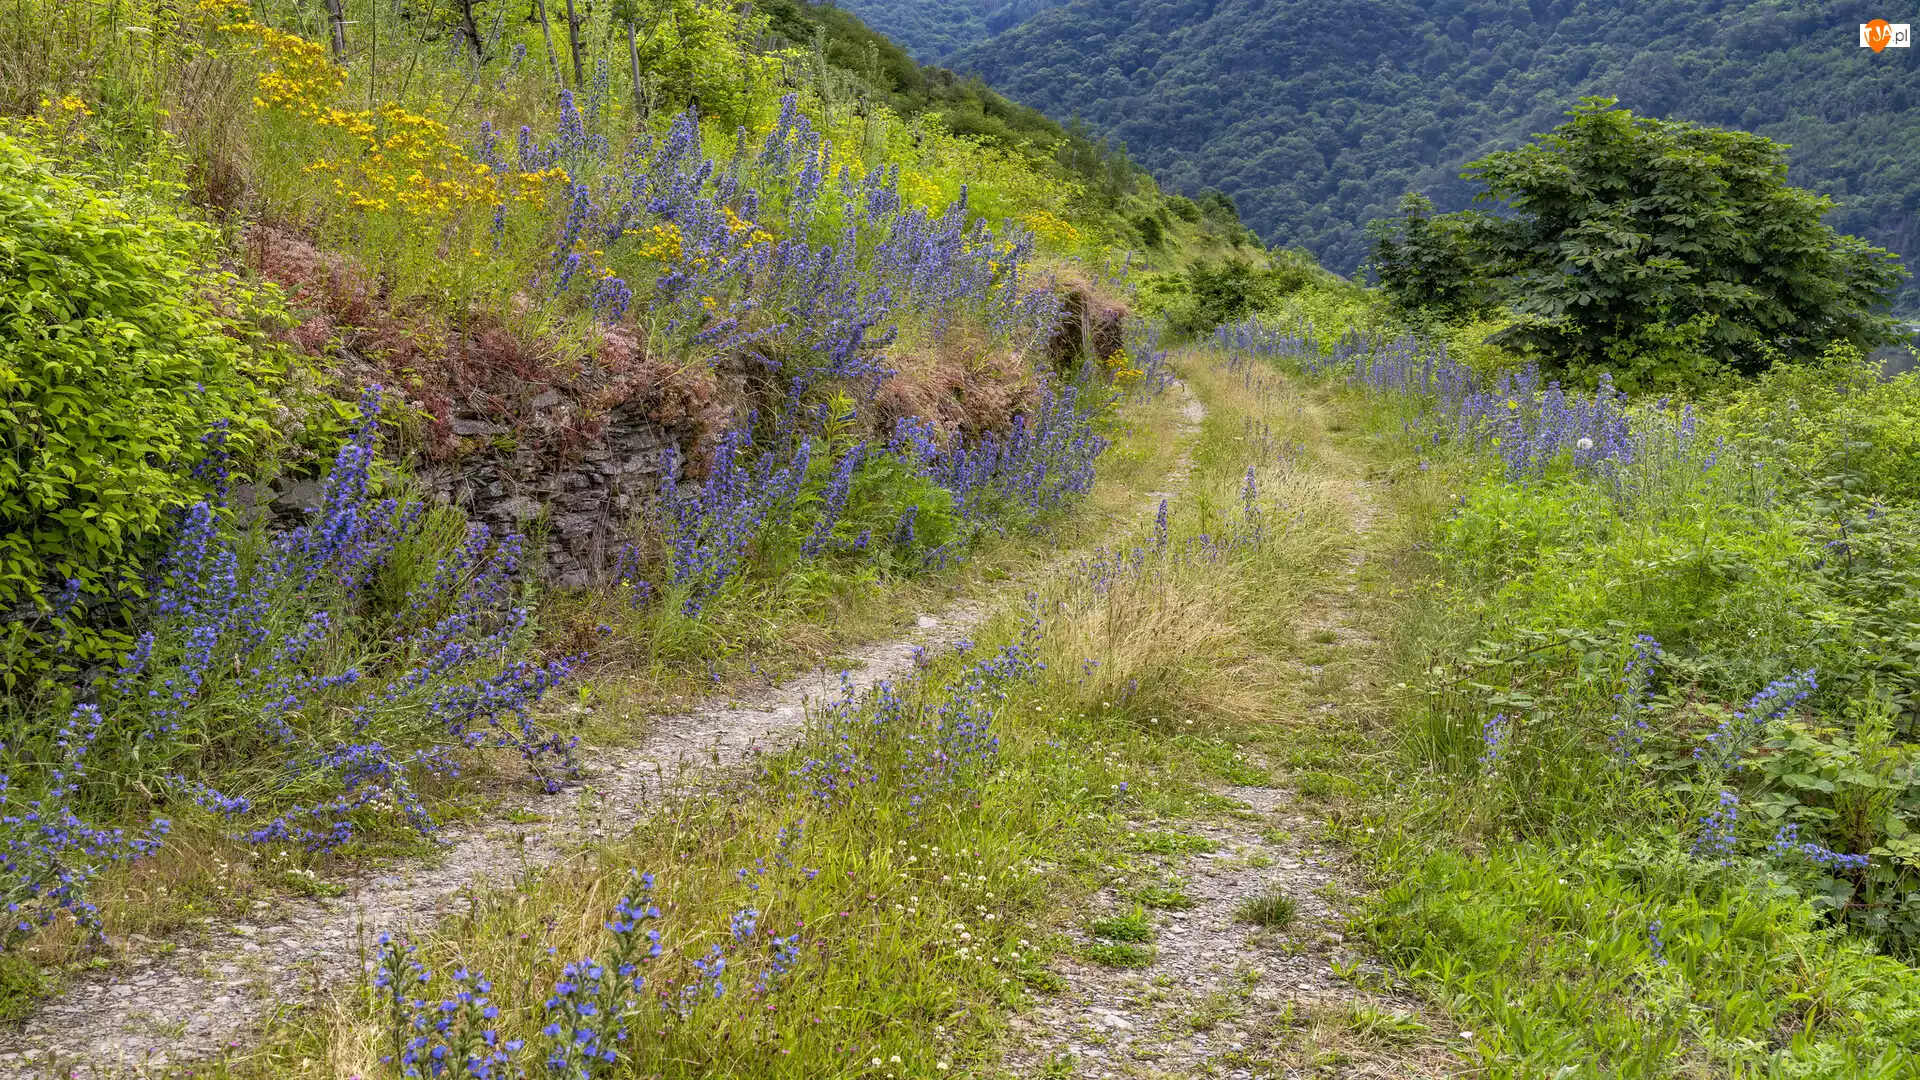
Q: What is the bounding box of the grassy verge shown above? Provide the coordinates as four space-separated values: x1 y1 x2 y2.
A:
177 346 1361 1078
11 382 1170 974
1221 318 1920 1078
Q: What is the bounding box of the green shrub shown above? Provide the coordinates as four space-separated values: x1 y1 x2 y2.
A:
1376 100 1908 387
0 135 285 676
1721 345 1920 502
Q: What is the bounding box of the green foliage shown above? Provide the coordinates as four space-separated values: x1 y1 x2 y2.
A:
1365 835 1920 1075
1755 708 1920 946
1265 294 1920 1067
1125 829 1216 856
1455 100 1906 384
1235 889 1295 928
1364 193 1492 324
1087 904 1153 942
758 0 1146 214
0 951 43 1022
0 135 282 673
825 0 1063 61
1720 346 1920 502
1163 252 1340 337
935 0 1920 312
1133 882 1193 910
1083 941 1153 967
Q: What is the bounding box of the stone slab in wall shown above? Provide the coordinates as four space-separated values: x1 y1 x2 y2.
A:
414 402 690 590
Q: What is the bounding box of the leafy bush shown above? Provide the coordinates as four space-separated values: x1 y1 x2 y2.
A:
0 134 283 675
1372 100 1908 389
1363 192 1491 323
1164 260 1268 336
1720 346 1920 502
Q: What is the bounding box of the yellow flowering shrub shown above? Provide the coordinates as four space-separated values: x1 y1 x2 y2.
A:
1020 209 1080 246
1103 347 1143 387
221 19 559 223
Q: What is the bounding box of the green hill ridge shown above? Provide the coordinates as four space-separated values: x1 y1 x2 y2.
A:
839 0 1920 310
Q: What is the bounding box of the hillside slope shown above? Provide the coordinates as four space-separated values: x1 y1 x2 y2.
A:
949 0 1920 309
831 0 1064 61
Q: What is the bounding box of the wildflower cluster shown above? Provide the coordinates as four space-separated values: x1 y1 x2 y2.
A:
1608 635 1662 760
615 383 1110 619
1691 790 1740 866
374 861 808 1074
225 19 563 218
526 95 1061 392
100 388 577 856
922 388 1107 530
1695 670 1817 772
1215 321 1703 482
0 705 170 951
1768 823 1871 873
1478 712 1511 771
904 614 1043 813
792 608 1047 822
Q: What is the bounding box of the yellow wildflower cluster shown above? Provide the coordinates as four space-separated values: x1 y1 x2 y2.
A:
2 94 96 149
721 205 775 248
222 22 345 119
1103 348 1143 387
1020 208 1080 246
632 222 685 263
222 18 560 220
41 95 93 118
899 169 945 209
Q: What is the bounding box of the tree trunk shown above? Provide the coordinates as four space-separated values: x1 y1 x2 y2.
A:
563 0 585 88
533 0 562 85
458 0 483 61
626 21 644 122
321 0 347 60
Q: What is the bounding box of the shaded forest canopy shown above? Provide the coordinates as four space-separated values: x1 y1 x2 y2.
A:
833 0 1920 311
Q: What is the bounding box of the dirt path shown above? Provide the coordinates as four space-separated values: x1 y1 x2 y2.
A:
1000 382 1452 1079
0 385 1208 1080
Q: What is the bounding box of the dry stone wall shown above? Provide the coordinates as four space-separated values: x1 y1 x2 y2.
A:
414 401 690 589
254 401 690 591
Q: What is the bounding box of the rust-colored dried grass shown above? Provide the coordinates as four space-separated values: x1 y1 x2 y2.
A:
243 226 729 467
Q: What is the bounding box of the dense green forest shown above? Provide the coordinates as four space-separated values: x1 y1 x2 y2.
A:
824 0 1063 60
924 0 1919 310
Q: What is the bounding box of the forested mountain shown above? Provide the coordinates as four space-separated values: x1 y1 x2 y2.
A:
829 0 1063 60
937 0 1920 310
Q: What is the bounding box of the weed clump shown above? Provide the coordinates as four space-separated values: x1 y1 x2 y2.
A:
1237 889 1297 928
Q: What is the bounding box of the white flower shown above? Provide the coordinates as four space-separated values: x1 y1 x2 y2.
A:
1576 437 1594 451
